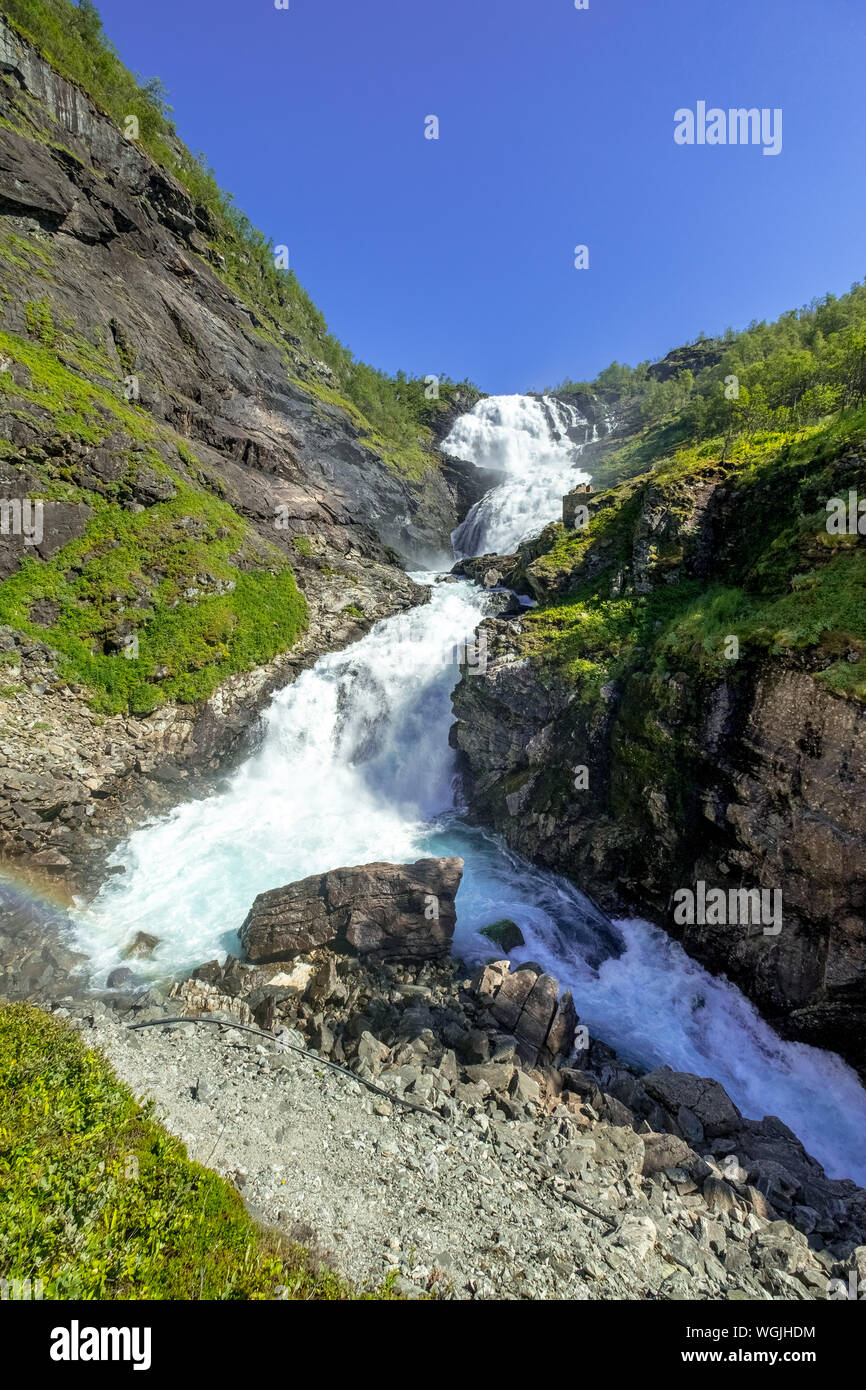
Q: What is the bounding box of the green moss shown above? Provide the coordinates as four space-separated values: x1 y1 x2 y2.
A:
0 327 149 444
0 1003 397 1300
24 297 55 347
0 331 308 713
479 919 524 952
0 230 53 280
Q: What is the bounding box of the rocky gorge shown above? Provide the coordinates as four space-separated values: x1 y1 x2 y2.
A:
2 0 866 1310
36 851 866 1302
450 444 866 1077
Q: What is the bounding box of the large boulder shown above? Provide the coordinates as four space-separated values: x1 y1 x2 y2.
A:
641 1066 742 1138
472 960 578 1066
239 858 463 964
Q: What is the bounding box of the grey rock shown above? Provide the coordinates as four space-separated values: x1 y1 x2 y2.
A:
240 858 463 963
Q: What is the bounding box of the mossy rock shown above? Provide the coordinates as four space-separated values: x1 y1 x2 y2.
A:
480 919 525 953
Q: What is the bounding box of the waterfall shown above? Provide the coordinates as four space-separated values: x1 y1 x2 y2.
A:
73 395 866 1186
447 394 592 558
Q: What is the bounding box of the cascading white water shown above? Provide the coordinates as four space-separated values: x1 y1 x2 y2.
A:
74 397 866 1186
447 394 592 558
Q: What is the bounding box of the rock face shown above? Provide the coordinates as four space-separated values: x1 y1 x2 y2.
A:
450 455 866 1077
472 959 577 1065
239 858 463 963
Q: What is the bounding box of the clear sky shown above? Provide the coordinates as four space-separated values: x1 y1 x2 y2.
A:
92 0 865 394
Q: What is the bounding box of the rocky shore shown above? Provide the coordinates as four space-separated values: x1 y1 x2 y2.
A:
33 855 866 1301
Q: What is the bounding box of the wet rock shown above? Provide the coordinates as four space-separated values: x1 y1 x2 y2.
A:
239 858 462 963
479 919 524 953
641 1067 742 1138
106 966 141 990
121 931 160 960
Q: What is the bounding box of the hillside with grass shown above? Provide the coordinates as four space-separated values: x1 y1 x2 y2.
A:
0 0 479 724
452 284 866 1073
0 1001 398 1299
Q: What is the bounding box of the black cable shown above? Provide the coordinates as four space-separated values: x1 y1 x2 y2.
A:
126 1015 440 1118
127 1016 618 1226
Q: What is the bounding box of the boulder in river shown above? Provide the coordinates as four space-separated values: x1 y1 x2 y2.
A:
480 918 525 952
239 858 463 964
121 931 160 960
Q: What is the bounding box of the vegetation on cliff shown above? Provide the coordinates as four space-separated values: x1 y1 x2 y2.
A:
1 0 477 474
0 324 307 713
520 281 866 714
0 1002 397 1299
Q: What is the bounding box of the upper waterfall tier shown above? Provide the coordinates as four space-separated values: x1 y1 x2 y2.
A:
445 395 595 559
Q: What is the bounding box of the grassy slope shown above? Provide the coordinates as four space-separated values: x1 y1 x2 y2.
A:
0 322 307 714
0 1002 398 1299
518 410 866 715
0 0 476 475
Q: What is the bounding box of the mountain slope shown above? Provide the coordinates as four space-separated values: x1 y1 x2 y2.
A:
0 2 483 873
452 299 866 1074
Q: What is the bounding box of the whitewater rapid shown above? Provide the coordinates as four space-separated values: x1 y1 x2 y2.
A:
74 394 866 1186
447 395 592 557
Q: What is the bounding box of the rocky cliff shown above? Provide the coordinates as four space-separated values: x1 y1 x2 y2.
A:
451 422 866 1074
0 11 483 880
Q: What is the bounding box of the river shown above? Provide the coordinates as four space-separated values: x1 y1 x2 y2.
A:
74 394 866 1185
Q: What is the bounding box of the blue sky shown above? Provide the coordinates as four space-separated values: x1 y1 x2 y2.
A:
93 0 865 393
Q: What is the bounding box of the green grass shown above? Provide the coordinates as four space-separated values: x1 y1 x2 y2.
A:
0 330 307 713
0 326 152 448
0 491 308 714
0 1003 399 1300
